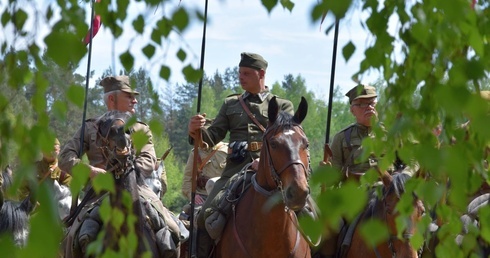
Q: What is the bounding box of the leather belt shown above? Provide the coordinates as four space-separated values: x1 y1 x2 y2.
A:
248 141 262 152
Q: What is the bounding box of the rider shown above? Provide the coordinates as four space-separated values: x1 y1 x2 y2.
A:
188 52 294 258
59 75 156 181
59 75 158 255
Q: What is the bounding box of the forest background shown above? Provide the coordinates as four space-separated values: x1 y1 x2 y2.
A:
1 58 358 213
2 0 490 257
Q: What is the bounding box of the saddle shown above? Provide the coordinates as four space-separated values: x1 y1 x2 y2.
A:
204 165 255 242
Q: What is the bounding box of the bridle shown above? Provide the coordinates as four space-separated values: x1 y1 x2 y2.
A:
240 122 311 258
251 122 310 203
97 118 135 179
373 186 419 258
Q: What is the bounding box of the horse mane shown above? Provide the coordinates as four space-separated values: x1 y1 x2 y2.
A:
0 169 33 247
366 172 411 219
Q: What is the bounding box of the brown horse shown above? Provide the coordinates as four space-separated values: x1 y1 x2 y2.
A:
345 170 425 258
216 96 311 258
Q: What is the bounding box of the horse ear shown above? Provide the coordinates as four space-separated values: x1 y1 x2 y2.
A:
21 194 36 214
268 96 279 124
293 96 308 124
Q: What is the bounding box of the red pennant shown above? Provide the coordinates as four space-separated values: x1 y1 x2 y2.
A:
83 0 102 45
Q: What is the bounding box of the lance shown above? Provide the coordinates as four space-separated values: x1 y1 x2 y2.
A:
65 0 98 226
189 0 209 256
321 19 339 168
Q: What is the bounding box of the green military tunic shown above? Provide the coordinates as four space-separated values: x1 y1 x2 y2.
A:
196 90 294 227
331 123 374 180
59 111 156 177
331 123 418 182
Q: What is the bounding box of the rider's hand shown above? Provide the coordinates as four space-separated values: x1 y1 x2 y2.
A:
188 114 207 139
90 166 106 179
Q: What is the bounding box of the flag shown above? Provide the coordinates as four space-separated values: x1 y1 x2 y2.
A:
83 0 102 45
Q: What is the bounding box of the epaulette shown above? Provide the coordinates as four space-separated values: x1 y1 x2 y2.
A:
339 123 356 133
226 93 241 98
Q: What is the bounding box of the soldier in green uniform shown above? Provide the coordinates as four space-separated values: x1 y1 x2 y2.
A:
330 84 379 182
330 84 418 183
59 75 156 181
188 52 294 257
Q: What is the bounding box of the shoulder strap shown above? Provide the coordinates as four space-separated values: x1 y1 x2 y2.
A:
198 142 224 171
344 126 355 169
344 126 354 152
238 95 266 132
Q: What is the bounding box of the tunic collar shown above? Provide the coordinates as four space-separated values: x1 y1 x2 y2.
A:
242 87 270 102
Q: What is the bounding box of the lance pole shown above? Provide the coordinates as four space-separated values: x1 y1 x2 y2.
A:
189 0 209 257
65 0 97 226
322 19 339 165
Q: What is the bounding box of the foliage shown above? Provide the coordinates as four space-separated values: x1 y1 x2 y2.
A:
3 0 489 256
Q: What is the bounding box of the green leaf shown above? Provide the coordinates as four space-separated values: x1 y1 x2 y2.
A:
92 173 115 194
131 130 150 152
159 65 171 80
13 9 28 30
120 51 134 72
142 44 156 59
182 64 202 83
280 0 295 11
66 85 85 108
261 0 279 13
44 31 87 67
342 41 356 62
132 15 145 34
150 28 161 44
359 219 389 247
176 48 187 62
1 9 11 27
171 7 189 32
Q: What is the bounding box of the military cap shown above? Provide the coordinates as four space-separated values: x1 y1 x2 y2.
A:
345 84 377 104
99 75 139 95
54 138 60 145
239 52 268 70
480 91 490 101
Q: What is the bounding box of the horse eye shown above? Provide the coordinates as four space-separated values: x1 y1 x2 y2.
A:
269 141 277 149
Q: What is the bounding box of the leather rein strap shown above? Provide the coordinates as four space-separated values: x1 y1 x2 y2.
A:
238 95 266 133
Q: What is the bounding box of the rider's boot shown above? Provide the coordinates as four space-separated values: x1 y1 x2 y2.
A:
196 228 214 258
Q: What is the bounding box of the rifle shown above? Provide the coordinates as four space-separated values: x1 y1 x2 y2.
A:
159 145 173 163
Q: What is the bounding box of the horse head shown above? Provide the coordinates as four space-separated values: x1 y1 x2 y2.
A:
259 96 310 211
97 111 134 178
374 168 425 257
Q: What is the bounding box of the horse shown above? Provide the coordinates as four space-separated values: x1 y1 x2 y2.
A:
344 170 425 258
63 111 182 258
216 96 312 258
0 167 35 247
420 193 490 258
